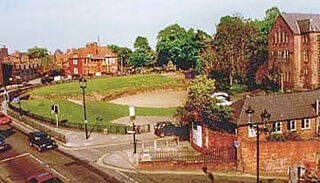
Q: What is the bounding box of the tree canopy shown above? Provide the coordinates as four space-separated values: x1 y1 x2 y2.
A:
177 75 233 130
128 36 156 67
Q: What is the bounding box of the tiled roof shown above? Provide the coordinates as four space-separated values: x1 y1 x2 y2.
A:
281 13 320 34
235 91 320 126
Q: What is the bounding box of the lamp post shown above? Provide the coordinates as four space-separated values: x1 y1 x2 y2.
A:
79 77 88 140
16 76 22 117
245 106 271 183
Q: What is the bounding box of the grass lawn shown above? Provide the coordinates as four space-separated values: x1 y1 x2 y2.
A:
29 74 183 97
20 99 176 125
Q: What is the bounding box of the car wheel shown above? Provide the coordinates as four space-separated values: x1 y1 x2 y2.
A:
38 147 42 152
29 142 33 147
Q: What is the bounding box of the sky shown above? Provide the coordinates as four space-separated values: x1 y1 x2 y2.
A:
1 0 320 53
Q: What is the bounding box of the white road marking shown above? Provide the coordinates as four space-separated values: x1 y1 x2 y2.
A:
116 169 139 183
0 153 29 163
50 168 70 182
28 154 45 164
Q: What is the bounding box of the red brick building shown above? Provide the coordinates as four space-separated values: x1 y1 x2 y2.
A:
190 91 320 175
54 42 118 76
1 47 41 83
267 13 320 90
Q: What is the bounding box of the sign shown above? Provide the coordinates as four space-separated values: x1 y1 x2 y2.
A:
234 141 240 148
129 105 135 117
13 97 20 104
192 125 202 147
126 130 135 134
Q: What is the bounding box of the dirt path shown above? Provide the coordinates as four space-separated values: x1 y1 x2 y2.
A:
109 91 187 108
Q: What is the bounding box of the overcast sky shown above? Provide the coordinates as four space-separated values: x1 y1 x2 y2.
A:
1 0 319 53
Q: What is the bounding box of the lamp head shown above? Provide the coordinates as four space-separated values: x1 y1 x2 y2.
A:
79 77 87 89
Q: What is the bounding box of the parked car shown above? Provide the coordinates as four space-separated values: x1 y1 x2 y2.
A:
0 112 11 125
211 92 232 106
29 131 58 152
41 75 54 84
0 140 11 153
27 172 62 183
154 121 188 138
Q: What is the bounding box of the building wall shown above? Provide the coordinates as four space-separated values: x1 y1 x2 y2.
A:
240 140 320 175
190 124 237 155
237 117 317 143
268 15 320 89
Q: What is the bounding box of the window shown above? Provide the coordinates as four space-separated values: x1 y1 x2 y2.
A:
248 124 257 137
274 32 278 44
73 59 78 65
304 50 309 62
284 50 289 62
287 120 296 131
272 122 282 133
301 118 311 129
74 68 78 74
304 67 308 76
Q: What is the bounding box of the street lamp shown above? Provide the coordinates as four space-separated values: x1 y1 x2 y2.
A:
245 106 271 183
79 77 88 140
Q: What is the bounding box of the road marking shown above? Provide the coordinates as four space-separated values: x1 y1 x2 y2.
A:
28 154 45 164
0 153 29 163
116 169 139 183
50 168 70 182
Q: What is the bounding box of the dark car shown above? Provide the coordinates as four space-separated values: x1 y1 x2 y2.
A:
27 172 62 183
0 140 11 153
29 131 58 152
154 121 181 138
41 75 54 84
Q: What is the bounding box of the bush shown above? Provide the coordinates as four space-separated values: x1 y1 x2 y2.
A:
229 84 248 94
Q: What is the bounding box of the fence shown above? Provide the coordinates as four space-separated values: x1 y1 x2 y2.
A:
139 147 236 163
7 103 150 134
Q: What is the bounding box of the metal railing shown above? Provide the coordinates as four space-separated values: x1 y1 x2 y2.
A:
139 147 236 163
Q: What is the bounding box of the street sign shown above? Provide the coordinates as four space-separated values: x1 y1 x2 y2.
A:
234 141 240 148
13 97 20 104
126 130 135 134
129 105 135 117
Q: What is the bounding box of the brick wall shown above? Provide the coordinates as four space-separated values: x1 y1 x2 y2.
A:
240 140 320 175
190 124 237 155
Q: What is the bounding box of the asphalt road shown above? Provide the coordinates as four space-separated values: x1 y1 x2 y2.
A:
0 125 122 183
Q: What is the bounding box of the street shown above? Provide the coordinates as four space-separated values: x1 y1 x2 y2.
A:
0 125 122 183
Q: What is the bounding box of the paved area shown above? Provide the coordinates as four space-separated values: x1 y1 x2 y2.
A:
109 90 187 108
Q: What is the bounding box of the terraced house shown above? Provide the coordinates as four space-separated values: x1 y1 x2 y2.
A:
268 13 320 90
54 42 118 76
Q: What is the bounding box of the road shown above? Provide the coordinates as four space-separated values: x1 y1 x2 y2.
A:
0 125 122 183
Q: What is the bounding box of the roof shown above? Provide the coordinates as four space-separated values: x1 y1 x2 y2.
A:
235 91 320 126
281 13 320 34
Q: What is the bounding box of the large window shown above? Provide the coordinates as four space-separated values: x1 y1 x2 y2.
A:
287 120 296 131
304 50 309 63
73 59 78 65
73 68 78 74
301 118 311 129
272 122 282 133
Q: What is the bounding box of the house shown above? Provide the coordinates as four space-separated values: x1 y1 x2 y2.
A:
1 47 41 83
267 13 320 90
190 91 320 175
54 42 118 76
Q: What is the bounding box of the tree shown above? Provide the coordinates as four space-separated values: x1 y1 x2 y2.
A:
156 24 211 71
128 36 156 68
134 36 150 51
213 14 264 87
177 75 233 131
108 45 133 70
27 47 53 71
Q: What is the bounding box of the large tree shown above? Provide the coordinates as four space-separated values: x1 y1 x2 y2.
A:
212 14 264 86
177 75 233 131
128 36 156 67
156 24 212 71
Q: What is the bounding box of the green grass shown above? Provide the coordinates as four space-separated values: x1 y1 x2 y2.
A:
20 100 176 125
29 74 183 97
